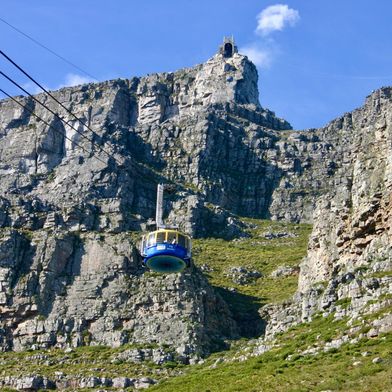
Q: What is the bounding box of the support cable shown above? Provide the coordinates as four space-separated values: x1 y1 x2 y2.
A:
0 69 117 163
0 49 113 157
0 17 98 81
0 87 107 165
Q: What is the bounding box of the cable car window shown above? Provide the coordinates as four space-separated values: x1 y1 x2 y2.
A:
167 232 177 244
147 233 156 247
156 232 165 243
177 234 186 248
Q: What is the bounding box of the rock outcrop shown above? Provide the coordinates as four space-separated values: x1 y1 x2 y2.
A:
264 88 392 339
0 229 237 356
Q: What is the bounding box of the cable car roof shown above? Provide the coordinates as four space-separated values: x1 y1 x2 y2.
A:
147 228 191 237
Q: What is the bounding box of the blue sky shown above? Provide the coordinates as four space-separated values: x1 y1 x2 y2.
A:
1 1 392 129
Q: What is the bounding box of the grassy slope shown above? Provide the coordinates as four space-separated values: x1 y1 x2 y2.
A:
0 344 181 381
192 219 312 304
2 218 391 391
152 311 392 392
0 218 312 389
149 219 392 392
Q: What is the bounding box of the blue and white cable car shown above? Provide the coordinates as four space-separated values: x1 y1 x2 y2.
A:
140 229 192 273
140 184 192 273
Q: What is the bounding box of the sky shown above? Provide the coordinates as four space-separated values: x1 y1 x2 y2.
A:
1 1 392 130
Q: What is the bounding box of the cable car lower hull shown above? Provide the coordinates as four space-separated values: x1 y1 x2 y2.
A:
142 243 190 273
145 254 190 273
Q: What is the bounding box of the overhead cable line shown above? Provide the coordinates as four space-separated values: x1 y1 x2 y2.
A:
0 50 104 144
0 87 107 165
0 49 124 167
0 69 115 163
0 17 98 81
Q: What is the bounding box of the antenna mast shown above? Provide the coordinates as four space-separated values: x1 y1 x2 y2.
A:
156 183 164 229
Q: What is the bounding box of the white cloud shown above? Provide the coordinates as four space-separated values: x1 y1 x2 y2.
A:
256 4 299 36
58 73 94 88
239 4 299 69
241 45 273 68
22 82 45 95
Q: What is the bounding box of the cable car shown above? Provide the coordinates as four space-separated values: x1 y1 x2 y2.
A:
140 229 192 273
140 184 192 273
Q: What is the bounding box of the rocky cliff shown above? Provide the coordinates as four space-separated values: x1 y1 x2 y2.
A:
0 41 391 366
264 88 392 341
0 45 347 237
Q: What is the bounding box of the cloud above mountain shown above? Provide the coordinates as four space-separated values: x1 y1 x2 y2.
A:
256 4 300 36
58 73 94 88
240 4 299 69
241 45 273 68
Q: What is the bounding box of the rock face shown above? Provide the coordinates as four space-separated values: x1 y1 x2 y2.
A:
298 88 392 322
0 374 157 390
264 88 392 338
300 89 392 291
0 44 289 355
0 40 391 356
0 229 237 356
0 44 343 240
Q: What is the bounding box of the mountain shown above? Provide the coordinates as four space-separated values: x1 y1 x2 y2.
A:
0 40 391 390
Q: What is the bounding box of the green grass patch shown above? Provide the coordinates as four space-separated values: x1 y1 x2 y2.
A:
150 317 392 392
192 218 312 305
0 343 177 381
369 270 392 279
335 297 352 308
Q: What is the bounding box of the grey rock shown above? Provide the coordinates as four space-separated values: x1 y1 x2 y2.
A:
270 265 300 278
226 266 262 285
2 376 55 391
199 263 214 272
367 328 379 338
79 377 101 388
210 357 224 368
134 377 156 389
263 231 297 240
112 377 133 388
263 88 392 340
16 376 44 390
112 347 174 365
0 229 237 356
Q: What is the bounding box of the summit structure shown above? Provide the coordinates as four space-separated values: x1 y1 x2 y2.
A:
219 36 238 58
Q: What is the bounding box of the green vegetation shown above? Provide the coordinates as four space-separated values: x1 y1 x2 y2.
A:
369 270 392 279
183 182 202 194
151 314 392 392
0 344 178 381
193 218 312 304
335 297 352 308
147 218 391 391
45 170 56 183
